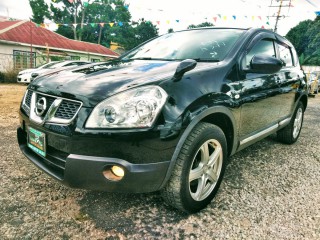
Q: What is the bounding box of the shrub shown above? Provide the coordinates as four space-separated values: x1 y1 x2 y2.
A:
3 69 19 83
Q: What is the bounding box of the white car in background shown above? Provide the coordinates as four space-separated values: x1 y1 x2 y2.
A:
17 60 90 84
17 61 59 84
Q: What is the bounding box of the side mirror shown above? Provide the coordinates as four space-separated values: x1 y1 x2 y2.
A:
173 59 197 82
248 54 282 74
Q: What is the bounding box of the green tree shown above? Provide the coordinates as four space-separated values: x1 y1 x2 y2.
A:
286 16 320 65
285 20 312 56
109 20 158 51
29 0 50 23
187 22 214 29
29 0 158 51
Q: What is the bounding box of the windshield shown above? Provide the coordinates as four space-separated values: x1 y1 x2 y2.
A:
122 29 244 62
42 61 62 69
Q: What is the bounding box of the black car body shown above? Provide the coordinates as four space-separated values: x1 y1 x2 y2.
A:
17 28 308 213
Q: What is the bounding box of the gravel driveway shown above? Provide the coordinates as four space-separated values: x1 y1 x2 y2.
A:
1 84 319 239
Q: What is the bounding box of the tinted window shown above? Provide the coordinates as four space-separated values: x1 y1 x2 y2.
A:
122 29 245 62
278 44 293 67
243 40 276 68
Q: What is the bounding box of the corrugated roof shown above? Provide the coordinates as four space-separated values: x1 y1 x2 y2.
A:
0 21 119 57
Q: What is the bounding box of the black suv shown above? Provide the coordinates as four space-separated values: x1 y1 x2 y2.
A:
17 28 308 213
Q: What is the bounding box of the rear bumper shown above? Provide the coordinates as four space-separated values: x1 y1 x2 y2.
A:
17 127 171 193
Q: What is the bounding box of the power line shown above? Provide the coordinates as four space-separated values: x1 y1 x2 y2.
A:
268 0 292 33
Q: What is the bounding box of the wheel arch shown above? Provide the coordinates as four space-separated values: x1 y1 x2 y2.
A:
298 94 308 111
159 106 238 189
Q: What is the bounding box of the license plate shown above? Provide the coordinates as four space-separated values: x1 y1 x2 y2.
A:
27 127 46 157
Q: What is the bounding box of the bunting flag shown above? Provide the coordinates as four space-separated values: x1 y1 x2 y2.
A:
35 13 277 32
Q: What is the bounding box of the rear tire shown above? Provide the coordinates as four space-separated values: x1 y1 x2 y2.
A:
277 101 304 144
161 122 227 213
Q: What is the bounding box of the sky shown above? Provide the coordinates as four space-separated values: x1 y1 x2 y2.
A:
0 0 319 36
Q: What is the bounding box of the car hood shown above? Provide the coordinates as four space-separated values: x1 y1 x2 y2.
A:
29 60 182 107
19 68 34 74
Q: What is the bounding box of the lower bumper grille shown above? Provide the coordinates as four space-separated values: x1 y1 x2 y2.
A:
17 128 67 180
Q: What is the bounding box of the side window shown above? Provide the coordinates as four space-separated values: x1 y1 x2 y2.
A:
278 44 293 67
243 39 276 69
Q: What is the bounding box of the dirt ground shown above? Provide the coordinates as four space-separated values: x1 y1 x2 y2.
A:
0 83 319 239
0 84 26 126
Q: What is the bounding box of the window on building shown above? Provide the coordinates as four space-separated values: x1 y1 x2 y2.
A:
91 58 100 62
70 56 80 60
13 50 36 70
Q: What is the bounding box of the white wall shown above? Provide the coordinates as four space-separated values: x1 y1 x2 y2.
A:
302 65 320 75
0 42 113 72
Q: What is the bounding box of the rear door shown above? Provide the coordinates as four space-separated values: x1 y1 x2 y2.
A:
274 40 304 121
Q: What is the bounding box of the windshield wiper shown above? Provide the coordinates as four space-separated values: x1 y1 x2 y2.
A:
132 57 153 60
193 58 220 62
131 57 176 61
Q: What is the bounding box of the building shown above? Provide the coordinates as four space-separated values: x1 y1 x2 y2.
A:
0 20 119 72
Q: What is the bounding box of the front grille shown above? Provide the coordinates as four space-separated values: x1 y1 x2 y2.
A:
21 91 82 125
54 101 81 120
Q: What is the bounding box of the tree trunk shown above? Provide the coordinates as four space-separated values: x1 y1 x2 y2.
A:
78 2 86 41
98 25 103 45
73 1 78 40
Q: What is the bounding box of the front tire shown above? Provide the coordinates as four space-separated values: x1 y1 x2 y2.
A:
161 122 227 213
277 101 304 144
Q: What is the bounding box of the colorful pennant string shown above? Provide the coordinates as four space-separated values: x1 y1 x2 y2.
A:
34 12 306 31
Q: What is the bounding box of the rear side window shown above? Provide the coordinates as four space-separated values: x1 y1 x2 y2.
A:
243 39 276 69
278 44 293 67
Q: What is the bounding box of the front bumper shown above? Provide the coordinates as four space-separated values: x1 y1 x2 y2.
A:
17 127 171 192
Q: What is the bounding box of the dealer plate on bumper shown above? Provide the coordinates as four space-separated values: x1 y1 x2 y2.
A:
27 127 46 157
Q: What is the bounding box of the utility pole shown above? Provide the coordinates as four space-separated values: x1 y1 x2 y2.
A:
268 0 292 33
30 20 33 68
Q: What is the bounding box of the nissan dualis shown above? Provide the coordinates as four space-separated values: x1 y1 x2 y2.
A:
17 28 308 213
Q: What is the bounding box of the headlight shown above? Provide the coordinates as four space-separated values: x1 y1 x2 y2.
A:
85 86 168 128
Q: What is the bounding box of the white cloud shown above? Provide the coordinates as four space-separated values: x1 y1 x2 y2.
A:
0 0 32 20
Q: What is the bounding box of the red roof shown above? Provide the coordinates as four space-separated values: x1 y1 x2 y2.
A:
0 21 119 57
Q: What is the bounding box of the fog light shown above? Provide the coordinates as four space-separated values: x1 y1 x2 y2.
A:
103 165 125 181
111 165 125 177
